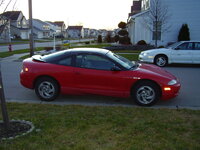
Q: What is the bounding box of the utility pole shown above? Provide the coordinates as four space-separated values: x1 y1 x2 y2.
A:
29 0 34 56
0 64 10 129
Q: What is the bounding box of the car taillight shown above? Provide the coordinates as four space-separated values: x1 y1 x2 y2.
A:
24 67 29 72
22 65 29 72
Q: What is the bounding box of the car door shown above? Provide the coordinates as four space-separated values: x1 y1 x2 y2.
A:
73 53 129 97
193 42 200 64
170 42 193 63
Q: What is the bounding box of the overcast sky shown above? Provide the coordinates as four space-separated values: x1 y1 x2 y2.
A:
1 0 133 29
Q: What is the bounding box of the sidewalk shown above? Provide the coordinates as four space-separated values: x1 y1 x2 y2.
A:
0 50 47 62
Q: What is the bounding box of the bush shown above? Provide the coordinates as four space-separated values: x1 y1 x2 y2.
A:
114 35 119 42
97 35 102 43
137 40 147 45
118 30 128 36
119 36 131 45
178 24 190 41
105 34 112 43
118 22 127 29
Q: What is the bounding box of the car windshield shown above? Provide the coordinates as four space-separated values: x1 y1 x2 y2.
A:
107 52 136 70
167 42 182 49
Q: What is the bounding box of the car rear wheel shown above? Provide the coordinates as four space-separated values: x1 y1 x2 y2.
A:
154 55 168 67
132 81 161 106
35 77 59 101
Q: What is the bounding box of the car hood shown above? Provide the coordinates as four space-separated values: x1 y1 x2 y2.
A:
142 48 170 53
135 63 176 81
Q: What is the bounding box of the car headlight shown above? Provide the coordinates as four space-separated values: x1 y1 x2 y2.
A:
168 80 177 85
140 52 148 56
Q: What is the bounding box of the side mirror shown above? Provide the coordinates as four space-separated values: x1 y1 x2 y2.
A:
111 66 121 71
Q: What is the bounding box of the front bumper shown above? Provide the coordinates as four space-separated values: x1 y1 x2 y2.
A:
138 54 154 63
161 83 181 100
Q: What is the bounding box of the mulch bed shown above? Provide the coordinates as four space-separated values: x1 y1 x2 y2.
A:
0 120 34 140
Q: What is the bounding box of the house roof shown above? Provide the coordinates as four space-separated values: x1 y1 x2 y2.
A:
54 21 65 27
129 10 149 21
1 11 22 20
67 26 83 30
32 19 50 26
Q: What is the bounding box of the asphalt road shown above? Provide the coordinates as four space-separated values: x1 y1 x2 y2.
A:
0 39 94 52
1 58 200 109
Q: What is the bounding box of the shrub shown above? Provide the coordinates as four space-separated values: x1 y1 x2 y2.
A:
105 34 112 43
118 22 127 29
178 24 190 41
137 40 147 45
97 35 102 43
114 35 119 42
118 30 128 36
119 36 131 45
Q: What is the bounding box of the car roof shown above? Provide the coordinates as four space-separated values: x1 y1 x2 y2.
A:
66 48 110 55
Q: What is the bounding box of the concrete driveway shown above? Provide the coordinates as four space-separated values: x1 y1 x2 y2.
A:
1 56 200 109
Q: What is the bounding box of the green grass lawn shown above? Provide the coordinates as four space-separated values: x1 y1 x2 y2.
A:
0 103 199 150
19 52 140 61
0 47 44 58
118 53 139 61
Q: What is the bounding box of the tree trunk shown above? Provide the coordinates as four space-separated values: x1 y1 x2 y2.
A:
0 63 10 129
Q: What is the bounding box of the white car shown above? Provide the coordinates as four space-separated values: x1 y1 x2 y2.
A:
139 41 200 67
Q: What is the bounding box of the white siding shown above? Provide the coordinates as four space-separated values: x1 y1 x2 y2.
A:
128 0 200 46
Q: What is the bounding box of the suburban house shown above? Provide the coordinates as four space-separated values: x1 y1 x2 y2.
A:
127 0 200 46
84 28 90 38
0 15 10 42
54 21 67 38
45 21 59 37
89 29 98 38
32 19 50 39
67 26 84 38
0 11 29 40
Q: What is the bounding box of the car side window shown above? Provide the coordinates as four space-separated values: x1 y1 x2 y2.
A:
76 54 115 70
54 56 72 66
194 42 200 50
176 42 193 50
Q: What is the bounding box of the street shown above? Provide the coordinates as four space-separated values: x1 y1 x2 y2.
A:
1 58 200 109
0 39 94 52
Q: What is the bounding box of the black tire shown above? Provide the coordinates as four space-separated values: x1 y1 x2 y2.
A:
35 77 59 101
154 55 168 67
132 81 161 106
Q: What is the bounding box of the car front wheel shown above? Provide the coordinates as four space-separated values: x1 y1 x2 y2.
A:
154 55 168 67
132 81 161 106
35 77 59 101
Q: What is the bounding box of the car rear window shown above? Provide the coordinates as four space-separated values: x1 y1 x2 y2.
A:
42 51 68 63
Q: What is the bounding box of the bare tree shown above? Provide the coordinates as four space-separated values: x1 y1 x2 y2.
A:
0 0 17 42
142 0 170 47
0 0 17 130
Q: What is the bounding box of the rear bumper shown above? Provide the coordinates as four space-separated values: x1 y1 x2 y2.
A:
20 71 34 89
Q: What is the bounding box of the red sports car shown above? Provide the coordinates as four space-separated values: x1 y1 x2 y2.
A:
20 48 181 106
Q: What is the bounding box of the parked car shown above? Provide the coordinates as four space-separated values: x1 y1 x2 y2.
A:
139 41 200 67
20 48 180 106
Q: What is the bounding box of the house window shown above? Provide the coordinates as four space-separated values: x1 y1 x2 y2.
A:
152 21 162 40
18 21 21 27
